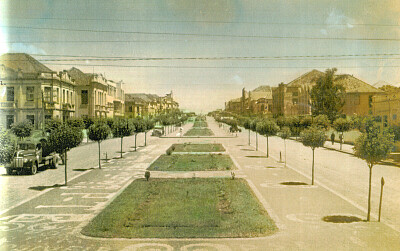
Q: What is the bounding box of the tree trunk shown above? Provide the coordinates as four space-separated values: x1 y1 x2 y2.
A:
145 131 147 146
256 132 258 151
340 132 343 150
248 129 250 145
98 141 101 169
64 150 68 186
312 149 315 185
367 164 373 221
134 134 137 151
266 136 269 158
120 137 123 158
284 139 286 168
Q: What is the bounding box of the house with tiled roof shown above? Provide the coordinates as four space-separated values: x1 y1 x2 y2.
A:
0 53 76 129
272 69 383 116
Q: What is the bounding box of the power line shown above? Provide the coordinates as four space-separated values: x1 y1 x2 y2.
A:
10 17 400 27
38 62 400 69
3 25 400 42
27 52 400 59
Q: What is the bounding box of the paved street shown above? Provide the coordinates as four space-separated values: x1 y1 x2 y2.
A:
1 118 399 250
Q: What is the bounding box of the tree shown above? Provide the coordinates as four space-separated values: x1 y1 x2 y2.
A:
243 118 252 145
313 114 330 130
287 116 301 138
279 126 291 167
250 119 261 150
311 68 346 122
333 118 353 150
256 119 279 158
10 120 33 140
353 117 394 221
131 118 146 151
143 118 155 146
65 117 85 129
300 126 326 185
112 118 134 158
88 122 111 169
48 124 83 185
45 118 62 133
0 129 16 166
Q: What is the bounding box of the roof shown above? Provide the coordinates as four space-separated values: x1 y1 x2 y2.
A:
252 85 272 92
335 74 383 93
287 69 382 93
125 93 160 103
0 53 53 74
67 67 91 86
287 69 324 87
249 91 272 100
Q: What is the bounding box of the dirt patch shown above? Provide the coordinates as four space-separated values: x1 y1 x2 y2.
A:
280 181 308 186
322 215 363 223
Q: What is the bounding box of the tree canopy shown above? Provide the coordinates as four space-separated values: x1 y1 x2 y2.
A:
300 126 326 150
48 124 83 154
10 120 33 139
88 122 111 142
112 118 134 138
353 118 394 166
0 129 16 164
310 68 346 122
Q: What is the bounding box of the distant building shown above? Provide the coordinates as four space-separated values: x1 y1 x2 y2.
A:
0 53 77 129
272 69 383 117
372 89 400 126
226 86 273 115
68 67 125 119
125 91 179 118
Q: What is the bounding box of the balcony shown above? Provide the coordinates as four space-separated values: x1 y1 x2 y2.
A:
62 103 75 111
0 101 17 109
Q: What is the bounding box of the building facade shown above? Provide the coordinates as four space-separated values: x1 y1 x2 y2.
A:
0 53 77 129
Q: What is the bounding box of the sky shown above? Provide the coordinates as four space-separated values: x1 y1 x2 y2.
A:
2 0 400 112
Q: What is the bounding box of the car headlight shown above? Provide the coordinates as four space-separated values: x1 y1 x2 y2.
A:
24 159 28 163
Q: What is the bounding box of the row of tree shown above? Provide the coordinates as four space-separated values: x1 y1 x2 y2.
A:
213 112 394 221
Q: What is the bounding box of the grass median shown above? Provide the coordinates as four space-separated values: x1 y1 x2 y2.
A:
184 128 214 136
148 153 234 171
81 178 277 238
170 143 225 152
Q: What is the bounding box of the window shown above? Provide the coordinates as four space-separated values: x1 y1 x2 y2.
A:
6 87 14 101
6 115 14 129
63 90 65 103
26 86 34 101
26 115 34 126
129 106 133 112
44 87 51 102
81 90 88 104
393 114 397 121
45 115 52 120
53 88 58 102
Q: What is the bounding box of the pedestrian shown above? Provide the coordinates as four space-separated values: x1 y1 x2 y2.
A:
331 132 335 145
179 127 183 137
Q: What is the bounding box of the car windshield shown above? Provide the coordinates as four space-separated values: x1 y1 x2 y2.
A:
18 143 35 150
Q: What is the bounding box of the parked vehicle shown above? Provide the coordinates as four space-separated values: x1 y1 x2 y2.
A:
5 138 59 175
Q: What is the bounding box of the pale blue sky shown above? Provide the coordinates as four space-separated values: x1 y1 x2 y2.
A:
2 0 400 112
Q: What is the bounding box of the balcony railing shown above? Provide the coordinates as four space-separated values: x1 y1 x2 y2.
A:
0 101 17 108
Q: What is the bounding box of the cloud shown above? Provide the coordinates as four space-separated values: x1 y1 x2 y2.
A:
232 74 244 85
8 43 46 55
324 8 354 33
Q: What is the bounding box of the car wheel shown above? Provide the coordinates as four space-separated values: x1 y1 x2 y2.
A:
30 162 37 175
51 158 58 169
6 167 13 175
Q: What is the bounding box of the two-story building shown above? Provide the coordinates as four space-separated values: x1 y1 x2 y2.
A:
0 53 76 129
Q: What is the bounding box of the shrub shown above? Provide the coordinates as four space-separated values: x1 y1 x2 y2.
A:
145 171 150 181
166 147 173 155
